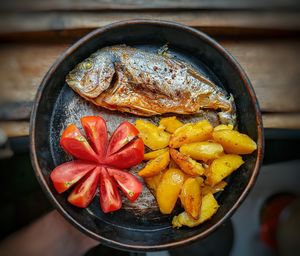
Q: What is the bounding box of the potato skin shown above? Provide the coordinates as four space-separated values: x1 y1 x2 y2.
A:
138 151 170 178
169 148 204 176
156 168 185 214
213 124 233 131
180 141 223 162
159 116 184 133
212 129 257 154
144 148 169 160
172 193 219 228
169 120 213 148
206 154 244 186
135 119 170 150
180 178 202 219
195 176 204 186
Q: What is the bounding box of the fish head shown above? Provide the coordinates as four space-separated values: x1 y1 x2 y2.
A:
66 53 115 98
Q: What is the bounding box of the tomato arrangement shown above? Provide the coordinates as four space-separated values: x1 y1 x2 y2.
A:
50 116 144 213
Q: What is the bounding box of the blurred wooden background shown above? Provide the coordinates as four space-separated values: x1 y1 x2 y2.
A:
0 0 300 137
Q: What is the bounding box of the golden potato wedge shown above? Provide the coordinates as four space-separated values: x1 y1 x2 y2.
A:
180 178 202 219
159 116 184 133
156 168 185 214
212 129 257 154
206 154 244 186
144 171 164 194
172 193 219 228
213 124 233 131
135 119 170 150
138 151 170 178
195 176 204 186
202 181 227 195
170 148 205 176
169 120 213 148
180 141 224 162
144 148 169 160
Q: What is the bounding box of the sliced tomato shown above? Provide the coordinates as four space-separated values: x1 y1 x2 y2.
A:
50 160 96 193
60 124 99 163
107 121 139 156
81 116 108 160
105 138 144 169
107 168 142 202
68 167 100 208
99 167 122 213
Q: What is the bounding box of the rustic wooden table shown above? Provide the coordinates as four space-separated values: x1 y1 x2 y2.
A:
0 0 300 137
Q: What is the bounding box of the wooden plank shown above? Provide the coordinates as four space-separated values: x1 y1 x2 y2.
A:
1 0 300 11
0 39 299 113
2 114 300 138
0 43 68 104
262 114 300 129
0 102 32 121
221 40 300 113
1 11 300 35
0 122 29 137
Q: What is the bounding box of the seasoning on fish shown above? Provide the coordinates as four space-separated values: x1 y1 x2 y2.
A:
66 45 236 124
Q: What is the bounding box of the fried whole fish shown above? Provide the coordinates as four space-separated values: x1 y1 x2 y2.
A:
66 45 235 124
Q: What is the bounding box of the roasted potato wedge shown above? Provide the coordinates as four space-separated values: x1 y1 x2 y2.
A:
206 154 244 186
135 119 170 150
172 193 219 228
169 120 213 148
212 129 257 154
213 124 233 131
180 141 224 162
170 148 205 176
202 181 227 195
144 148 169 160
138 151 170 178
195 176 204 186
180 178 202 219
156 168 185 214
159 116 184 133
144 171 164 194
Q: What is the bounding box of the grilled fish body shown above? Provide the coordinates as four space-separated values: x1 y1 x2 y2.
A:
66 45 235 123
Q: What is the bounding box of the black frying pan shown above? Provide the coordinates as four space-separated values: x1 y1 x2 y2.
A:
30 20 264 251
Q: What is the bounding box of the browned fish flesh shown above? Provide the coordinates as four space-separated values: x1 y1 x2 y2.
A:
66 45 236 124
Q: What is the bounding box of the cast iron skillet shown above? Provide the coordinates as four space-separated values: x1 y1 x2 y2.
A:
30 20 264 251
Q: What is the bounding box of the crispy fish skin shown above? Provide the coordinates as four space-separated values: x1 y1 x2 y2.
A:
66 45 236 123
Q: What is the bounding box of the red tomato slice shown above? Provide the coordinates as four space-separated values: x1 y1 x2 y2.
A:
60 124 99 163
105 138 144 169
107 168 142 202
107 121 139 156
50 160 96 193
68 167 100 208
81 116 108 160
99 167 122 213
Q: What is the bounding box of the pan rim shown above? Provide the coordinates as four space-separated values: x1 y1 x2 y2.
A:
30 19 264 251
